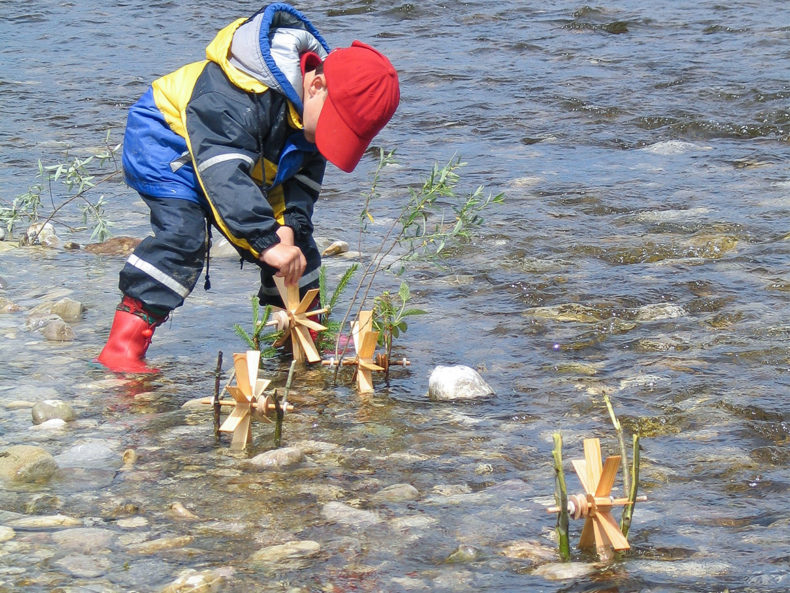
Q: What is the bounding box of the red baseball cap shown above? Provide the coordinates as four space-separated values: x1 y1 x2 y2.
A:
316 41 400 173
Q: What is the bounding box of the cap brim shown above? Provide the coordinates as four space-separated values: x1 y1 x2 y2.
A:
315 92 369 173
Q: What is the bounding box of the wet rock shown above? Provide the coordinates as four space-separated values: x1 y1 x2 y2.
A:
55 553 111 578
117 516 149 528
322 240 349 256
428 365 494 401
54 439 120 469
50 297 86 322
446 544 482 563
501 540 557 563
83 235 141 256
7 514 82 529
0 526 14 542
126 535 194 555
0 296 21 313
321 502 383 527
29 418 67 432
36 316 75 341
634 303 686 321
21 222 59 247
168 501 199 520
371 483 420 503
160 567 235 593
25 493 62 514
52 527 115 553
532 561 598 580
247 540 321 568
32 399 75 424
525 303 604 323
247 446 304 469
0 444 58 483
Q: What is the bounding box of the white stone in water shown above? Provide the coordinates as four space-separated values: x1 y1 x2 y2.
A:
427 365 494 401
32 399 75 424
0 526 15 542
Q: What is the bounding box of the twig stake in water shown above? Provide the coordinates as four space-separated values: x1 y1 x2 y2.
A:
621 433 641 537
603 392 630 495
212 351 223 438
274 360 297 447
552 432 571 561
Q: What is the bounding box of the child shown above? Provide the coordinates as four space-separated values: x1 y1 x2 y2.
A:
97 2 399 373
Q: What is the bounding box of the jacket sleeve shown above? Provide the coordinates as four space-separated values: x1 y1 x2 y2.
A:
282 151 326 243
185 90 280 260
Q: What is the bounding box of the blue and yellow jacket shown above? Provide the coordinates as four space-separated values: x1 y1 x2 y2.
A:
122 3 331 261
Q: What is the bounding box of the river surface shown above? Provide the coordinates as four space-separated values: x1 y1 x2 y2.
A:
0 1 788 592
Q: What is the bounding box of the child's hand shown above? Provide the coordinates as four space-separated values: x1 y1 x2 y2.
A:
259 243 306 286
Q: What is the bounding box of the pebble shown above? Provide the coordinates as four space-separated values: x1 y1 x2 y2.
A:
160 567 235 593
371 483 420 503
0 445 58 483
51 527 115 553
247 446 304 469
247 540 321 566
31 399 75 424
321 502 382 527
126 535 194 555
7 514 82 529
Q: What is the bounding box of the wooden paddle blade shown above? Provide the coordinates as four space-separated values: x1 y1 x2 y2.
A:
293 325 321 363
219 404 248 433
295 315 327 332
273 276 299 310
583 438 603 491
359 360 385 372
253 378 271 398
596 455 621 497
572 459 595 495
226 386 250 404
597 510 630 551
296 288 320 314
579 516 596 549
357 310 373 333
245 350 261 389
229 414 252 450
358 329 379 359
356 368 375 393
233 353 252 396
591 514 609 550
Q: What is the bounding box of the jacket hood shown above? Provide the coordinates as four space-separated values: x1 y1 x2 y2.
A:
212 3 330 112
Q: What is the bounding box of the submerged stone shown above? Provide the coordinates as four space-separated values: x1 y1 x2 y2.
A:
321 502 382 527
0 444 58 483
32 399 75 425
247 540 321 567
532 561 598 580
247 446 304 469
160 567 235 593
371 483 420 503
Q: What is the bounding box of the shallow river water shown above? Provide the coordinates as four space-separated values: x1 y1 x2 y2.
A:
0 1 788 592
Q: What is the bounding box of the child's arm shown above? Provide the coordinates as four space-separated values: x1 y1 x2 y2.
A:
185 89 283 262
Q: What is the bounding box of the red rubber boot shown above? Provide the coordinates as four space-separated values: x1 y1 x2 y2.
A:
96 297 164 373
